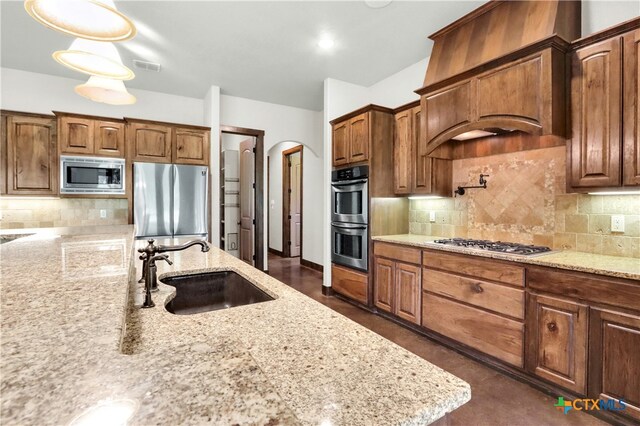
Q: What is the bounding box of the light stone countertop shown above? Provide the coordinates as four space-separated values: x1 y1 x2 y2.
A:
372 234 640 281
1 226 470 425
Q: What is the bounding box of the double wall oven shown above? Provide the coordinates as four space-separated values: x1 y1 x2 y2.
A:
331 165 368 271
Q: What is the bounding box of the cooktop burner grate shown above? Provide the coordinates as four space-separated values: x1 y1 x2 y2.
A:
432 238 552 256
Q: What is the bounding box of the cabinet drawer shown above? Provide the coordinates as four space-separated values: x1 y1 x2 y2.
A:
332 264 368 304
423 249 524 286
527 267 640 311
422 293 524 367
423 268 524 319
374 242 421 264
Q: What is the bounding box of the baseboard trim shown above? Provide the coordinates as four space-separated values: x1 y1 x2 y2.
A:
300 258 323 272
268 248 284 257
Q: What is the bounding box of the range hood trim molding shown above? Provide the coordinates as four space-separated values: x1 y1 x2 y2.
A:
415 35 570 96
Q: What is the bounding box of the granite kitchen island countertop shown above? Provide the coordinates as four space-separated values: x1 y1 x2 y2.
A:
373 234 640 281
1 226 470 425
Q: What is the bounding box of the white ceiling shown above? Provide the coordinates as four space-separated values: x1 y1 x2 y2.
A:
1 1 482 110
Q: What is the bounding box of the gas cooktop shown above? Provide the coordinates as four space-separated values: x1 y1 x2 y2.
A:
432 238 552 256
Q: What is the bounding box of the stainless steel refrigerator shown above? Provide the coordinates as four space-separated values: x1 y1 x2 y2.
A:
133 162 208 238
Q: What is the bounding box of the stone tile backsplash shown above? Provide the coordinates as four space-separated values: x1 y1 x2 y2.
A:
409 146 640 258
0 198 128 229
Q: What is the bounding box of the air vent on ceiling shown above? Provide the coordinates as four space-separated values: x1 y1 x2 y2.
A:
132 60 161 72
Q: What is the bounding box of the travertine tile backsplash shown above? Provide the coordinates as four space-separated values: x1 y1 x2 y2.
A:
410 146 640 258
0 198 128 229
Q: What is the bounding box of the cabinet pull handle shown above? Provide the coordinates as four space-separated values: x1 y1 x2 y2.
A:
472 283 483 293
547 322 557 332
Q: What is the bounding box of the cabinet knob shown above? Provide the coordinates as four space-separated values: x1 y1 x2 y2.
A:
547 322 557 332
472 283 483 293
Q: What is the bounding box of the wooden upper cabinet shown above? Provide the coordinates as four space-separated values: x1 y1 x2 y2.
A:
128 121 173 163
331 111 372 167
173 127 209 165
332 120 349 166
569 36 622 189
348 113 369 163
623 29 640 186
59 115 94 155
526 294 588 395
6 114 57 195
393 109 412 194
58 114 124 158
94 120 125 157
1 115 7 194
589 308 640 421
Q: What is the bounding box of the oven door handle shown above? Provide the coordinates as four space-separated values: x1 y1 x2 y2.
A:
331 179 367 187
331 222 367 230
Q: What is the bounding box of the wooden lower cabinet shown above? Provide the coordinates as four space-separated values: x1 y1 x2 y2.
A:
525 293 588 395
373 243 422 325
589 308 640 421
422 292 524 367
374 257 394 313
332 264 368 305
395 263 421 324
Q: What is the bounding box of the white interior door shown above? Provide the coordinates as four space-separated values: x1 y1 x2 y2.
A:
239 138 255 266
289 152 302 257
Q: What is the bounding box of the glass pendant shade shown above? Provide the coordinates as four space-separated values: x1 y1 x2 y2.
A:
75 76 136 105
53 39 134 80
24 0 136 42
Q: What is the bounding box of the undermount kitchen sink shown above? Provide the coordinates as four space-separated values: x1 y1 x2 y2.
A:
161 271 275 315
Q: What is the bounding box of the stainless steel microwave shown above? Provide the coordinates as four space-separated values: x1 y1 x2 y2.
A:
60 155 125 195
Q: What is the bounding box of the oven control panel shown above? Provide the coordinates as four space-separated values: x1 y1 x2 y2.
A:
332 165 369 182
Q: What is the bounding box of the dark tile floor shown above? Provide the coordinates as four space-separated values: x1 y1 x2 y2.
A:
267 254 608 426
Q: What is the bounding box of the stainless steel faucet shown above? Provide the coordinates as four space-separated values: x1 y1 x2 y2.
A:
138 239 210 309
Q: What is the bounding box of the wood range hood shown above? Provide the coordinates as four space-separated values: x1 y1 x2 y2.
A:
415 0 581 157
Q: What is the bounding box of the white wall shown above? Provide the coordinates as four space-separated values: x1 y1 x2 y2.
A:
220 95 323 268
369 57 428 108
583 1 639 36
1 68 205 125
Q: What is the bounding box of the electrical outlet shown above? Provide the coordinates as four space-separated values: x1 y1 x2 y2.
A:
429 211 436 223
100 209 107 219
611 215 625 233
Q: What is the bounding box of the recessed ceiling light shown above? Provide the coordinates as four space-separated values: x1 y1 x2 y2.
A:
24 0 136 42
75 76 136 105
53 38 134 80
364 0 393 9
318 36 335 50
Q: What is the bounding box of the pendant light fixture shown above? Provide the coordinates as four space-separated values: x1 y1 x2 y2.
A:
53 38 134 80
75 76 136 105
24 0 136 42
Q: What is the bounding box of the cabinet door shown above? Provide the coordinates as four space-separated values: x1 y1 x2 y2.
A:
393 110 412 194
128 122 172 163
348 112 369 163
569 37 622 188
332 120 349 167
395 262 421 324
94 120 125 157
6 115 57 195
173 128 209 165
526 294 588 395
58 116 94 155
623 29 640 186
589 309 640 421
411 106 433 194
374 257 394 313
